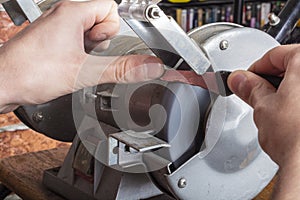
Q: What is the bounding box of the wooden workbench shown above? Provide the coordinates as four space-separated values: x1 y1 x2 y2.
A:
0 147 276 200
0 148 67 200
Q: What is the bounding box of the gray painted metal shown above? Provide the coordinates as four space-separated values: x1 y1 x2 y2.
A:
162 27 279 200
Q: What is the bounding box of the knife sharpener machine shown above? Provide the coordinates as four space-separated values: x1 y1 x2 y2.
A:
1 0 290 199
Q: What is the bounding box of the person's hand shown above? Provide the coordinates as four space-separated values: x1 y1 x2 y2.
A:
227 44 300 166
228 44 300 199
0 0 164 113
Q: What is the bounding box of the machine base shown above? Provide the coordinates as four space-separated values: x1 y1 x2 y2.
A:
43 167 96 200
43 167 173 200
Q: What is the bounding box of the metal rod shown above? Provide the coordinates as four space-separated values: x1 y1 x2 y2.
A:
267 0 300 44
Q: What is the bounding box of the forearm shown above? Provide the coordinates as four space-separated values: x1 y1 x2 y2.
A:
272 149 300 200
0 46 19 113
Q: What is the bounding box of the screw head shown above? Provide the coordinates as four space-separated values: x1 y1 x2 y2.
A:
219 40 229 50
85 92 97 102
149 7 161 19
268 13 280 26
32 111 44 123
178 178 187 188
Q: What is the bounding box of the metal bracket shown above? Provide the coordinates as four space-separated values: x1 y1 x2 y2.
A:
97 91 119 112
2 0 41 25
111 130 170 152
108 130 170 168
1 0 60 25
118 1 211 75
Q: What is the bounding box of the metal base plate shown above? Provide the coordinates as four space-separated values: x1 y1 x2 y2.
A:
43 167 96 200
43 167 174 200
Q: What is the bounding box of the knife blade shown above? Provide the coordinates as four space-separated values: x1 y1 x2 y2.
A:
161 70 283 97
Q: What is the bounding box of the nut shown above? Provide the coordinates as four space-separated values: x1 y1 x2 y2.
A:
178 178 187 188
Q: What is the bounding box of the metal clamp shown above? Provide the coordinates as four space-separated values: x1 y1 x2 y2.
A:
1 0 60 25
119 1 211 75
108 130 170 168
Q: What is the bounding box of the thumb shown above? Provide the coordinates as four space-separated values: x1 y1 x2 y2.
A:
104 55 165 83
76 55 164 90
227 70 276 107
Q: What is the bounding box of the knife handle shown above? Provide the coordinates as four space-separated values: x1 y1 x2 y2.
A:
258 73 283 89
216 71 283 97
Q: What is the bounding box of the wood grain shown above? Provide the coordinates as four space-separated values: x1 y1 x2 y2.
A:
0 148 68 200
254 176 277 200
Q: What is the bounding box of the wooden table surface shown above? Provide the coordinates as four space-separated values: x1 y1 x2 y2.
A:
0 148 68 200
0 147 276 200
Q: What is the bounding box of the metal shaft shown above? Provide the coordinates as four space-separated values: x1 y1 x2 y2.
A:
267 0 300 44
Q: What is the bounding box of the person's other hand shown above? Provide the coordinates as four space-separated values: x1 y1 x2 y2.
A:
227 44 300 168
0 0 164 113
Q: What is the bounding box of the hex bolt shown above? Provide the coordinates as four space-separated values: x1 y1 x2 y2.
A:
85 92 97 101
219 40 229 50
178 178 187 188
268 13 280 26
148 7 160 19
32 111 44 123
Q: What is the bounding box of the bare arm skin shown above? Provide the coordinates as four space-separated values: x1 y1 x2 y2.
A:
0 0 164 113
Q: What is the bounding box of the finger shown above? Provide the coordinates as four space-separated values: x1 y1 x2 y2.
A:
85 14 119 51
79 0 120 50
249 44 300 75
88 21 119 41
84 33 111 53
88 3 120 41
74 55 165 89
90 40 111 53
82 0 120 37
228 70 276 108
105 55 165 83
47 0 120 36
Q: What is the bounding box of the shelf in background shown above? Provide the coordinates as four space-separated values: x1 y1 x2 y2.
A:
159 0 286 32
159 0 286 7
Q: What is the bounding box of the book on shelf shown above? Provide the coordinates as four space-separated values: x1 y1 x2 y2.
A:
261 2 272 26
160 1 286 32
181 9 187 32
198 8 203 26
